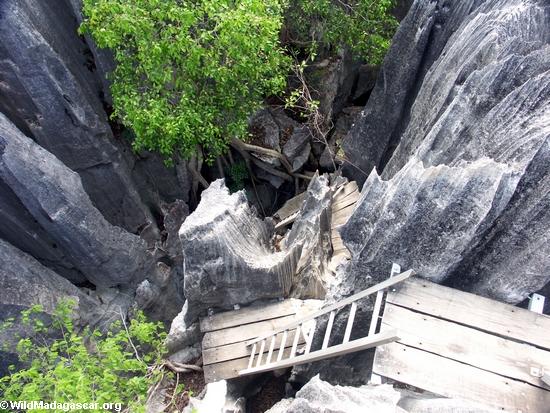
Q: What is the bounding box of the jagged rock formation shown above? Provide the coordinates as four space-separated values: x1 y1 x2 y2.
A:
0 0 191 326
178 175 335 324
283 174 334 298
0 239 99 375
0 113 150 287
266 375 403 413
341 0 550 302
267 376 501 413
296 0 550 385
0 0 190 233
179 180 301 323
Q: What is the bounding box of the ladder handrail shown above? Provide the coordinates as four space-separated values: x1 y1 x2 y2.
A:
239 329 399 376
246 269 414 346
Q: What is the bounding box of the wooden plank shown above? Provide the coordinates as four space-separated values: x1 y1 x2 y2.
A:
332 192 360 212
331 237 346 252
332 213 353 228
247 270 414 346
266 336 276 364
333 181 358 201
304 320 316 354
382 303 550 388
273 192 308 220
387 278 550 350
204 347 294 382
274 212 299 229
203 314 297 349
240 330 398 376
373 342 550 412
247 343 256 369
256 339 266 367
331 203 356 222
200 299 299 332
277 330 288 362
331 247 350 255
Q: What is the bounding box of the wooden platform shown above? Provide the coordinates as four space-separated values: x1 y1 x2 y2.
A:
200 299 322 382
373 277 550 412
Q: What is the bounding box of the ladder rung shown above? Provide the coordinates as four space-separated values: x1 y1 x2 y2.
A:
304 319 317 354
322 311 335 349
277 330 288 362
247 343 257 369
368 290 384 336
266 335 276 364
290 324 302 358
256 339 266 367
343 302 357 343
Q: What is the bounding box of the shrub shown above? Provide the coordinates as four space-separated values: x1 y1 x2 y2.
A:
226 161 249 193
80 0 290 161
284 0 398 64
0 299 166 413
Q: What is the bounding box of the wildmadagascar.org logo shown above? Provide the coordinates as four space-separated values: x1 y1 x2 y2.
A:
0 400 123 411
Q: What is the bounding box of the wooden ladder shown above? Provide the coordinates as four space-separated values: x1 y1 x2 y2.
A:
238 266 414 376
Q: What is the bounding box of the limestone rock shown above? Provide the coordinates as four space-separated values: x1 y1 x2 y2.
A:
0 179 86 284
265 375 403 413
250 109 281 152
0 239 99 375
179 180 300 322
0 0 155 232
340 158 518 287
320 107 362 171
165 306 201 353
341 0 550 303
183 380 245 413
342 0 484 183
179 175 336 323
283 127 311 172
0 113 150 287
284 174 333 298
306 52 360 120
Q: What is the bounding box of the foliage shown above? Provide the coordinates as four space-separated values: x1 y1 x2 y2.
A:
226 161 248 193
80 0 397 162
0 299 167 413
285 0 398 64
80 0 290 161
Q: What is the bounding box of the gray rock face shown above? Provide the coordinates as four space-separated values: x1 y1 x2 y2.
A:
340 158 518 287
284 174 333 298
0 179 86 284
266 375 403 413
340 0 550 302
267 376 502 413
283 127 311 172
179 180 300 322
0 238 99 375
301 0 550 385
0 0 158 232
0 113 150 287
179 175 335 323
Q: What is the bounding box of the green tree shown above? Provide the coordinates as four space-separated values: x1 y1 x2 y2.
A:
0 300 167 413
80 0 290 161
284 0 398 64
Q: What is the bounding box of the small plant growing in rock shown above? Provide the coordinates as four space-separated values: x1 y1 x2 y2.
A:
0 299 167 413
